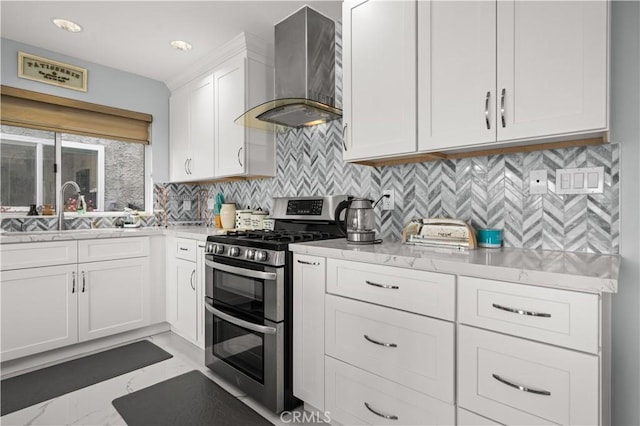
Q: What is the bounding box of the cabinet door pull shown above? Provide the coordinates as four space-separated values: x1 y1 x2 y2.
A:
188 158 194 175
81 271 86 293
184 158 189 175
190 270 196 290
485 91 491 130
365 280 399 290
297 259 320 266
492 373 551 396
500 88 506 128
364 402 398 420
342 124 348 151
72 271 76 293
237 147 244 167
364 334 397 348
492 303 551 318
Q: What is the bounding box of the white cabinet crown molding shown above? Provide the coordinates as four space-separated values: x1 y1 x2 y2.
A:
166 32 273 91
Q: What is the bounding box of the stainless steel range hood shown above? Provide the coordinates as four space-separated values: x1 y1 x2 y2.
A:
235 6 342 131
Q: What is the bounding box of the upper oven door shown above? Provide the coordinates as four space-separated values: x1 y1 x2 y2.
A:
205 255 285 322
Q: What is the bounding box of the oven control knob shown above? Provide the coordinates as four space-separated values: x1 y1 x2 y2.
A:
229 247 241 257
246 249 256 260
255 251 269 262
214 245 225 255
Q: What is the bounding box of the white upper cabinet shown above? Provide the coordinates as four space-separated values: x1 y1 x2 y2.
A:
169 74 214 182
214 53 275 178
189 75 215 180
418 1 497 150
496 0 608 141
169 85 191 182
345 0 608 161
342 0 417 161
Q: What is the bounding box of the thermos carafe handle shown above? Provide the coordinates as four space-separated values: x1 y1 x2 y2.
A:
334 199 352 236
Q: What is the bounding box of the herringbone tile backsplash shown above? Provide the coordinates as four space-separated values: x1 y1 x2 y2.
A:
157 124 619 254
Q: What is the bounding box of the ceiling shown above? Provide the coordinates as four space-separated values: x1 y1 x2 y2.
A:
0 1 342 83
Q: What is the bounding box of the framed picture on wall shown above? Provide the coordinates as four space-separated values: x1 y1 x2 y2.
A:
18 51 87 92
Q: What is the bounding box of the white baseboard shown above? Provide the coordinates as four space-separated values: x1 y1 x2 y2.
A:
0 322 171 379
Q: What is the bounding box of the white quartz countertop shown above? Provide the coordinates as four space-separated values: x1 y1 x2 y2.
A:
0 226 227 244
290 239 620 294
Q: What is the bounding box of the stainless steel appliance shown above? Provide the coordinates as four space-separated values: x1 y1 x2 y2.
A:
334 197 380 244
235 6 342 130
204 195 349 413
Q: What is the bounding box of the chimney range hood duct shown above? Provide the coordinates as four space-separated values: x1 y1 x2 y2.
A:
235 6 342 131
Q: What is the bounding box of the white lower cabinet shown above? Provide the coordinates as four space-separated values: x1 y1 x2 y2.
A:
173 258 198 342
78 257 150 342
325 357 455 425
325 294 454 403
1 264 78 360
458 325 598 426
292 255 609 426
0 237 152 361
292 254 326 411
166 237 205 348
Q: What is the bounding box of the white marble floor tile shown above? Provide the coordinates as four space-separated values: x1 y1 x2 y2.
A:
0 332 288 426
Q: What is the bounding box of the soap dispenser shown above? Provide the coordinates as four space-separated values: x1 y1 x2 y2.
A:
77 195 86 216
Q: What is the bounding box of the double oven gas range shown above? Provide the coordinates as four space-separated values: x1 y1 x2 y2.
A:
204 195 349 413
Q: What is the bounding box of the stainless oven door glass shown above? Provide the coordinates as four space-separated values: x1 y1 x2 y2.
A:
213 312 265 383
206 257 284 322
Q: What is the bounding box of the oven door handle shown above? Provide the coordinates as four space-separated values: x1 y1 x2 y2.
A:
204 301 277 335
206 260 277 281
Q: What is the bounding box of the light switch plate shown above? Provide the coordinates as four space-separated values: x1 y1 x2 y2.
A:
555 167 604 194
183 200 192 210
207 199 214 210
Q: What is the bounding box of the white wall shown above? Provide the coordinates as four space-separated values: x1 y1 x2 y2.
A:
0 38 170 183
610 2 640 425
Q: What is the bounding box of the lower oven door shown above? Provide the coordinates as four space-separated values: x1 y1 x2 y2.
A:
204 299 284 412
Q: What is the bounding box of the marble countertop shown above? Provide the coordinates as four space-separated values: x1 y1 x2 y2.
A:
0 226 227 244
290 239 620 294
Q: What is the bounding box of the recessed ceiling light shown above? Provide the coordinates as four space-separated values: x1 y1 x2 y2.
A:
170 40 193 51
52 18 83 33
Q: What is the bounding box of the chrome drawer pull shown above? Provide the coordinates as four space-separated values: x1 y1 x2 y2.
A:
365 280 399 290
297 260 320 266
492 373 551 396
364 402 398 420
492 303 551 318
179 247 189 251
364 334 397 348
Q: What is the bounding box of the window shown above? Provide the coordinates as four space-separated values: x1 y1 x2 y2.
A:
0 125 145 213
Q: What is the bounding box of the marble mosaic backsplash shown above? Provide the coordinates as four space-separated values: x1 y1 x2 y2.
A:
155 120 620 255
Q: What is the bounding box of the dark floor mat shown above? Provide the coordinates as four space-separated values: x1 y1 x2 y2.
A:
112 370 273 426
1 340 172 416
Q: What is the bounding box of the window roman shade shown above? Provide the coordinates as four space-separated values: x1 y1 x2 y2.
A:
0 86 152 144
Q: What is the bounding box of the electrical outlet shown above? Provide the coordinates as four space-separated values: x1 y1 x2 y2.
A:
529 169 548 194
207 199 214 210
183 200 191 210
381 189 395 211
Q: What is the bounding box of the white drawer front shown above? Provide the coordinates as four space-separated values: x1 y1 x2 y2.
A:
175 238 197 262
326 294 454 403
458 276 599 353
78 237 150 262
457 408 503 426
458 325 598 426
0 241 77 270
325 357 455 426
326 258 455 320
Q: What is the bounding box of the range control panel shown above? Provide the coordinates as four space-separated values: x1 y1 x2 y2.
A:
286 199 323 216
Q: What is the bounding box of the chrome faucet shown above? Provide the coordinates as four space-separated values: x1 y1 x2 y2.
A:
58 181 81 230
